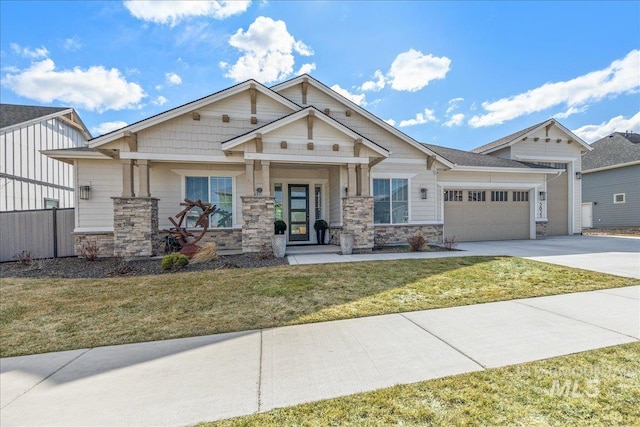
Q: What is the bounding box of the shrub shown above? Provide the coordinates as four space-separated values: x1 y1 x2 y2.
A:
79 241 100 261
191 242 218 264
14 250 33 265
161 253 190 271
274 220 287 235
443 236 458 251
107 256 132 276
313 219 329 231
374 233 388 250
407 232 426 252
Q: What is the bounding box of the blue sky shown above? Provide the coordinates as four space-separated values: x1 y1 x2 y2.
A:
1 1 639 150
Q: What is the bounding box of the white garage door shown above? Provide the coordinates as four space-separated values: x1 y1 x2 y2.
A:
444 189 531 242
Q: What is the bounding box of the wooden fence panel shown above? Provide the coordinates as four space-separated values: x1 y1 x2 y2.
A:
0 208 75 262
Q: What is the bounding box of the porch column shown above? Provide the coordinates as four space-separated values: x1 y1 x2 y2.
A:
245 160 255 196
261 160 271 196
138 159 150 197
359 164 370 196
121 160 134 197
347 163 357 197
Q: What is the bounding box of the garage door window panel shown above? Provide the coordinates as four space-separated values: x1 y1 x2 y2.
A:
491 191 508 202
468 191 486 202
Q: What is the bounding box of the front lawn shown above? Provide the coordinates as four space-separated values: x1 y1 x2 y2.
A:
1 256 637 357
204 342 640 426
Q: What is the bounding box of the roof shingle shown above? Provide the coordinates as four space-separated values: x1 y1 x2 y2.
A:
0 104 70 129
582 132 640 171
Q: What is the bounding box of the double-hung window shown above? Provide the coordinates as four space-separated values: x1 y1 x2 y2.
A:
185 176 233 228
373 178 408 224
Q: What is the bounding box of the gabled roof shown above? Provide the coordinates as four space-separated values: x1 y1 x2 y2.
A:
424 143 553 170
582 132 640 172
271 74 454 168
223 106 390 158
472 118 591 154
88 79 301 148
0 103 91 138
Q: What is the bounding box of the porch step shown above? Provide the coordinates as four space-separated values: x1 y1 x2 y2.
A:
285 244 341 256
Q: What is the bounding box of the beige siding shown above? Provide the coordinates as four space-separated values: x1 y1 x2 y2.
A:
76 159 121 229
511 128 582 159
329 166 344 225
438 170 546 185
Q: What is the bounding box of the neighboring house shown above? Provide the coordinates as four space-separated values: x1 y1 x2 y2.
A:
581 132 640 228
43 75 590 257
0 104 91 211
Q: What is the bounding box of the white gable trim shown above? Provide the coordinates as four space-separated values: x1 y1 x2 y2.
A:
88 80 301 149
222 107 390 158
582 160 640 174
271 75 454 168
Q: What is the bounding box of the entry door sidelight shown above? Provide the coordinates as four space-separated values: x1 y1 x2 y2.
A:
288 184 309 241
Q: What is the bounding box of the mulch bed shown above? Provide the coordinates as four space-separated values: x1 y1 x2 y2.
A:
0 253 288 279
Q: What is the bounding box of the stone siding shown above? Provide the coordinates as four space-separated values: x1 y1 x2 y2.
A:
73 232 114 258
536 220 548 239
113 197 159 257
341 196 374 253
374 224 443 247
241 196 275 253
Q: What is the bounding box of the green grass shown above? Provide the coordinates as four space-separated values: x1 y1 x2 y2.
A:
203 342 640 426
1 257 637 357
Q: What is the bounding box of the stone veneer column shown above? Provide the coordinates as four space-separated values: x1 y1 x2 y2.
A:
241 196 275 253
342 196 374 252
112 197 159 257
536 220 548 239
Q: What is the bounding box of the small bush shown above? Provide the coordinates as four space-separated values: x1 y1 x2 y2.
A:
191 242 218 264
443 236 458 251
79 242 100 261
161 253 189 271
257 243 273 260
407 232 426 252
14 250 33 265
107 256 132 276
374 233 388 250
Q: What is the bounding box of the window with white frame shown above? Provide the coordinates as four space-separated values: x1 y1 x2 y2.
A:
468 190 486 202
185 176 233 228
373 178 408 224
512 191 529 202
491 191 508 202
613 193 626 204
444 190 463 201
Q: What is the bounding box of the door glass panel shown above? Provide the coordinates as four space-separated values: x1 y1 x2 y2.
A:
290 224 308 235
291 211 307 222
290 187 307 197
291 199 306 210
289 184 309 241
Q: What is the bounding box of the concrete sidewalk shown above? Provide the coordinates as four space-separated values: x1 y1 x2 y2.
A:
2 286 638 426
288 235 640 279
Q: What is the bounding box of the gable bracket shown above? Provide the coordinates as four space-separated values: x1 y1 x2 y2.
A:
250 83 257 114
255 133 263 153
302 77 308 104
123 131 137 152
427 155 434 170
354 138 363 157
545 123 553 136
307 110 314 140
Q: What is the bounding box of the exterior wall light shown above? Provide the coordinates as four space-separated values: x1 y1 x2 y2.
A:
539 191 547 201
420 188 428 199
79 184 91 200
575 171 582 180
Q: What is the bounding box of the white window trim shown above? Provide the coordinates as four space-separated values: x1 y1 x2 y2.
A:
613 193 626 204
182 175 237 229
372 177 411 224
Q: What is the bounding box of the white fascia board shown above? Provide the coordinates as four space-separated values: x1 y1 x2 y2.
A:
451 165 561 174
41 149 111 160
582 160 640 174
88 80 301 149
0 108 73 132
120 152 244 163
437 181 543 189
73 227 114 233
271 75 453 168
244 152 369 164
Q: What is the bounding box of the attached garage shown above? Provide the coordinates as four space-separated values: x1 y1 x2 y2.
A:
444 189 531 242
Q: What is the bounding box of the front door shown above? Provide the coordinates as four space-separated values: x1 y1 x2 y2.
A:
289 184 309 241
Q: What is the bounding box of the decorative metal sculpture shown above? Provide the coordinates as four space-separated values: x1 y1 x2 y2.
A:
164 199 216 256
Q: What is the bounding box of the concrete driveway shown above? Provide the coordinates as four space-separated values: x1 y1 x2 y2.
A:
458 235 640 279
290 235 640 279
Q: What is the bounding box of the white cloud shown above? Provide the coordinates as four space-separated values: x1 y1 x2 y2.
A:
385 118 396 127
165 72 182 85
469 49 640 127
399 108 437 127
92 121 128 136
10 43 49 59
554 105 589 119
153 95 168 106
62 36 82 52
446 97 464 114
1 59 146 112
330 84 366 106
360 70 385 92
572 112 640 143
296 63 316 76
443 113 465 127
124 0 251 26
222 16 314 83
388 49 451 92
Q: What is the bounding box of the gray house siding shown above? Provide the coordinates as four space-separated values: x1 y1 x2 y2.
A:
582 164 640 228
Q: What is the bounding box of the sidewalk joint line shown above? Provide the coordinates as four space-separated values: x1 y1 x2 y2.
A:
257 329 263 413
1 348 91 410
399 313 487 369
595 288 639 301
513 300 640 341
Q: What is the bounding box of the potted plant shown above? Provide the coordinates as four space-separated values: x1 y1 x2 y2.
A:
313 219 329 245
272 220 287 258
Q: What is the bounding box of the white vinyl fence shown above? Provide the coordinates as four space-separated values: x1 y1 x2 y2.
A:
0 208 75 262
